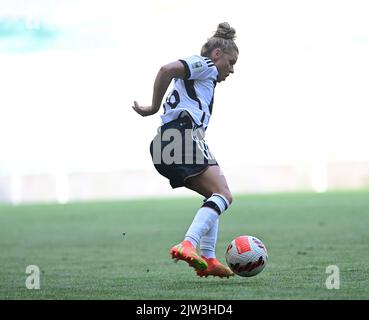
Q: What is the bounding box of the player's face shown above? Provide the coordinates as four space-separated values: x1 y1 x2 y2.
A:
213 49 238 82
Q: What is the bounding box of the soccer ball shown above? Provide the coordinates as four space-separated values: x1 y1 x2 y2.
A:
225 235 268 277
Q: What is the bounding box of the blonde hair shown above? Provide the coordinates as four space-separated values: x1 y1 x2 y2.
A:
201 22 239 57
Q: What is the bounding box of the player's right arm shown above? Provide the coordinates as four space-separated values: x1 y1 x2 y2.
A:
132 61 186 117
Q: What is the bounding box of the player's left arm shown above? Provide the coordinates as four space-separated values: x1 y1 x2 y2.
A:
132 61 186 117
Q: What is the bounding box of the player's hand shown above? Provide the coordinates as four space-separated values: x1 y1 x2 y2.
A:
132 101 154 117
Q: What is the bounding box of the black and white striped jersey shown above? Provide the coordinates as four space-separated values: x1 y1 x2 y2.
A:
160 55 218 130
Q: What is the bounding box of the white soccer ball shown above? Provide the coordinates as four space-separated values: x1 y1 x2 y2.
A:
225 235 268 277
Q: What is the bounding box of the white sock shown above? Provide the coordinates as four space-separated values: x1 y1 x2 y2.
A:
200 217 219 258
184 207 219 248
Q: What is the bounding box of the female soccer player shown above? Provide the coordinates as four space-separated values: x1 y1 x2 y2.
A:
132 22 238 278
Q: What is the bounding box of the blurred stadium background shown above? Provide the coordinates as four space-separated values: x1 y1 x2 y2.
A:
1 0 368 204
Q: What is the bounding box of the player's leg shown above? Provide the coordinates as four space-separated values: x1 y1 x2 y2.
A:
183 165 232 249
185 165 232 202
185 165 233 277
170 165 234 277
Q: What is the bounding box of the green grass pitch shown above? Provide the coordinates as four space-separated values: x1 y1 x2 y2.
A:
0 190 368 300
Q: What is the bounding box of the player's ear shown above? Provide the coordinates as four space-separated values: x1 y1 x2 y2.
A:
211 48 223 61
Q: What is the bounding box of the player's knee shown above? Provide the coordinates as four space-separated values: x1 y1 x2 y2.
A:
207 184 232 205
217 189 233 206
225 192 233 206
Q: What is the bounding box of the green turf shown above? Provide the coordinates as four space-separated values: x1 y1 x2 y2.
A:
0 190 368 300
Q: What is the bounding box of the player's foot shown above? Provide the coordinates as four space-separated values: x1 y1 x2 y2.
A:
170 240 208 271
196 256 234 278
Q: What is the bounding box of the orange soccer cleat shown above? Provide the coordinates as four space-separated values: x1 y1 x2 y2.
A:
196 256 234 278
170 240 208 271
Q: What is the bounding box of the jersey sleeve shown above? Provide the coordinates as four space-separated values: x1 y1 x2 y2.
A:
179 55 218 81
